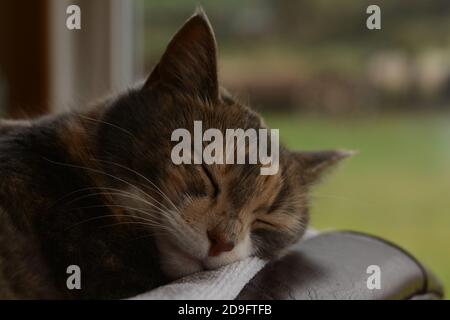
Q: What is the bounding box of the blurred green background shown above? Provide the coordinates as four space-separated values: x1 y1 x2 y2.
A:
141 0 450 297
265 113 450 298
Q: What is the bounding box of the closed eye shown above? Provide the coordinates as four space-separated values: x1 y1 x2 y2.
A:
253 219 278 228
253 205 271 215
202 164 219 198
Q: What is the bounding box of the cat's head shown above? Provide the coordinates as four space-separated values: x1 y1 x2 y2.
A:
96 9 351 279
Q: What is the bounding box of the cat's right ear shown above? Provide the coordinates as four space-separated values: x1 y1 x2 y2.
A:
143 8 219 103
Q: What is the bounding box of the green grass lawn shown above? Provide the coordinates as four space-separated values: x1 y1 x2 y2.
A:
263 113 450 298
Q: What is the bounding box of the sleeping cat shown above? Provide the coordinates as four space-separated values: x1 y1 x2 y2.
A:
0 10 350 299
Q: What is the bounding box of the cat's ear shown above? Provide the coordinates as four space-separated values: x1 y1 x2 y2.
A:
293 150 355 186
144 8 219 103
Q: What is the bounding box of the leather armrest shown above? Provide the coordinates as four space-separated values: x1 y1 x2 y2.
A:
237 231 444 300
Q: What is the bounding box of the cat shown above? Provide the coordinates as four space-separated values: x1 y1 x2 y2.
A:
0 9 350 299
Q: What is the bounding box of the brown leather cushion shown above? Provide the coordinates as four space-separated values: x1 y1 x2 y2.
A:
237 231 443 300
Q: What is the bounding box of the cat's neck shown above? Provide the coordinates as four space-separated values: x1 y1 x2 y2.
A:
0 119 32 135
0 107 113 227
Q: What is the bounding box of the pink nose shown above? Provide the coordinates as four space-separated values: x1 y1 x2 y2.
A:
207 230 235 256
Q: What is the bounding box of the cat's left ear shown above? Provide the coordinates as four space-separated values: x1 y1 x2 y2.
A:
144 8 219 103
293 150 355 186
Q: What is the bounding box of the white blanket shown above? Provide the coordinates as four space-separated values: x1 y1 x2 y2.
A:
131 257 266 300
130 228 318 300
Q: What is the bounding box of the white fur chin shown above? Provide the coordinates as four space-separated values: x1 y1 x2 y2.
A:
162 250 204 280
157 234 253 279
203 234 253 270
157 238 204 280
